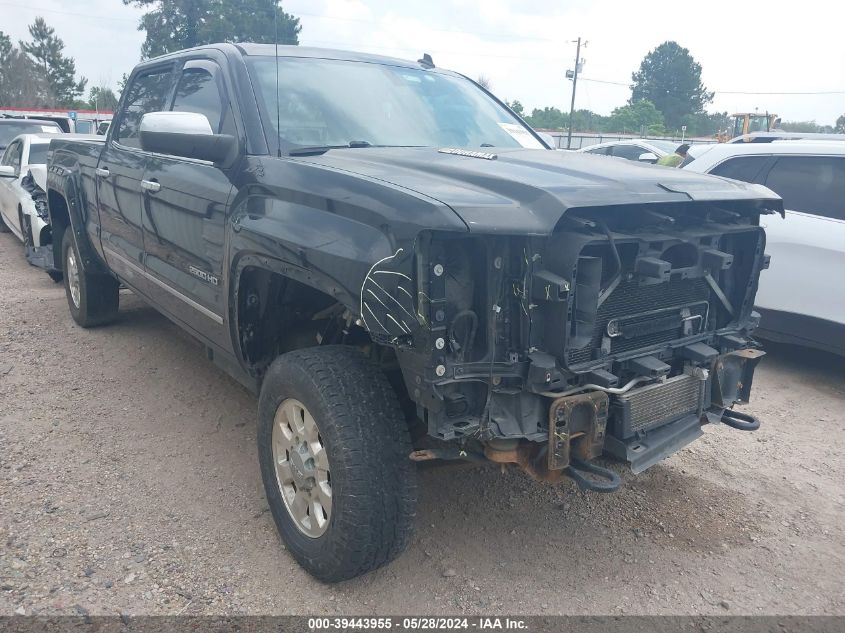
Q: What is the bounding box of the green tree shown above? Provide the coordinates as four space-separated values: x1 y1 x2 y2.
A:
835 114 845 134
506 100 524 116
606 100 665 134
88 86 120 112
0 30 13 101
569 108 607 132
21 17 87 107
779 120 833 133
124 0 301 59
630 41 712 129
681 111 731 137
524 106 568 129
0 41 51 107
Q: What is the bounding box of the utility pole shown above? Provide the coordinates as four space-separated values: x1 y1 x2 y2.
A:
566 37 583 150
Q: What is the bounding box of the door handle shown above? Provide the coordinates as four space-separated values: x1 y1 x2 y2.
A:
141 179 161 194
95 167 110 178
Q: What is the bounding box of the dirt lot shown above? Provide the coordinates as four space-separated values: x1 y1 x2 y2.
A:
0 232 843 617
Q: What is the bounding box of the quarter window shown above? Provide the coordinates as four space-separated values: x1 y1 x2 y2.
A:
115 67 174 148
765 156 845 220
709 156 769 183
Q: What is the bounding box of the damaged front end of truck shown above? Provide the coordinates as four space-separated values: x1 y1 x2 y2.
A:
366 191 780 491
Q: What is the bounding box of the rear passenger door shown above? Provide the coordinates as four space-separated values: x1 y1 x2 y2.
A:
140 59 236 341
98 64 175 285
756 156 845 324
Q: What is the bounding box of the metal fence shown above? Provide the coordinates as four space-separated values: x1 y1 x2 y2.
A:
545 132 715 150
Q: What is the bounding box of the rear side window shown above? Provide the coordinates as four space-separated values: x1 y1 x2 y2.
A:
610 144 647 161
765 156 845 220
171 65 233 135
586 146 609 155
116 67 174 148
709 155 769 183
2 140 23 173
27 143 49 166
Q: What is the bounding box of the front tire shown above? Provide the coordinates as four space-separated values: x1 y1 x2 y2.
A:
62 230 119 327
258 346 417 583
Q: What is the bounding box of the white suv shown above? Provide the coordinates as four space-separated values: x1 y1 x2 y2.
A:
683 141 845 354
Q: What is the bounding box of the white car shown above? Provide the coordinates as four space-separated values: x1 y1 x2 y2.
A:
0 133 93 275
683 141 845 354
577 139 685 163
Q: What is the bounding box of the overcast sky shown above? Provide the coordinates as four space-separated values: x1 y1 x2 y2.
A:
2 0 844 125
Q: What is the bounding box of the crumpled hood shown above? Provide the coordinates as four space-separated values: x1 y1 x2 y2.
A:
295 147 782 233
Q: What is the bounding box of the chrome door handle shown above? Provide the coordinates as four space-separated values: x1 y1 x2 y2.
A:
95 167 110 178
141 179 161 193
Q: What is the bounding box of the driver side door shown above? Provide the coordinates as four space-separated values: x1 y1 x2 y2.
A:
140 58 236 342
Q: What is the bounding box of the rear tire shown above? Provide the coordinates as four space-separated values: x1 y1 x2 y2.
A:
62 230 119 327
258 345 417 583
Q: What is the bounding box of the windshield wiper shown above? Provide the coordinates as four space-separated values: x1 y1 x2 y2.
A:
287 142 429 156
288 140 372 156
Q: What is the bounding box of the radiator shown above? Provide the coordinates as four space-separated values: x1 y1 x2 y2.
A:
610 373 707 439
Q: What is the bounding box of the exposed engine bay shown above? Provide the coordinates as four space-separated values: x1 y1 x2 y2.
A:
390 199 774 487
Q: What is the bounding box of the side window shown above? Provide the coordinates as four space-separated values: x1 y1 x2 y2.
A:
115 67 174 148
610 144 646 161
171 66 233 135
765 156 845 221
3 141 23 173
586 147 609 155
709 155 769 183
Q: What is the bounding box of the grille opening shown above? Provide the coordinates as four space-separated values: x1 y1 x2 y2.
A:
661 243 698 269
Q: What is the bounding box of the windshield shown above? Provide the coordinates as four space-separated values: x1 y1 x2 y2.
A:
247 57 543 152
0 122 60 149
27 143 49 166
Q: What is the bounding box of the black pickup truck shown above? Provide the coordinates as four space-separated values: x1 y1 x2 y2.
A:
46 43 782 582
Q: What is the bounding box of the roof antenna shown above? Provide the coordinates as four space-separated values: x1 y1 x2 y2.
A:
418 53 435 69
274 4 282 157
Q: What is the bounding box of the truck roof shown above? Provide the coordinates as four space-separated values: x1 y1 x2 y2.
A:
144 42 441 72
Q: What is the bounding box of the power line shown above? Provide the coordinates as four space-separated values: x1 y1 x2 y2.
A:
0 1 138 22
716 90 845 95
288 6 566 43
580 77 845 95
0 1 568 43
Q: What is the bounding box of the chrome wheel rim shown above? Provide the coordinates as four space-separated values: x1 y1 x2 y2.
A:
66 246 81 309
272 398 332 538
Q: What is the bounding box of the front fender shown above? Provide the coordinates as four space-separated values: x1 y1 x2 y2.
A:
229 194 405 319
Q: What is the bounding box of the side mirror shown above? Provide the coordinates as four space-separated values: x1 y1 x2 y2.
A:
638 152 658 163
0 165 16 178
139 112 235 164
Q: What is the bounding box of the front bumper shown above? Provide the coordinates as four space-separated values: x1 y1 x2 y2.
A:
550 348 765 476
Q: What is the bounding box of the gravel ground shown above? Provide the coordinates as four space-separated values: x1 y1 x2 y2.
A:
0 232 843 617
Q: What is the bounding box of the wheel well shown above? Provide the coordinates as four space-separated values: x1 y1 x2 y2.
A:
237 267 366 376
236 266 416 424
47 190 70 270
